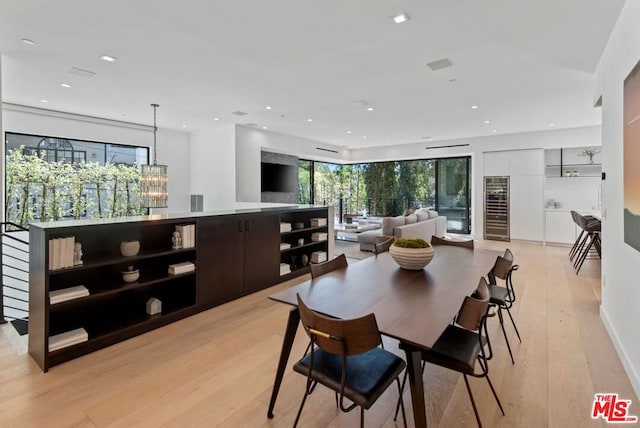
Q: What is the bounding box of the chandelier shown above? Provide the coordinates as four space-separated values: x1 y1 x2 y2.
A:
140 103 168 208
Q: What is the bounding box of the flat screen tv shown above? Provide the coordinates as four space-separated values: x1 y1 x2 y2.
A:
261 162 296 193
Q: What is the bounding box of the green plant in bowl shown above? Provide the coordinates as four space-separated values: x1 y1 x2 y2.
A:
389 238 434 270
393 238 430 249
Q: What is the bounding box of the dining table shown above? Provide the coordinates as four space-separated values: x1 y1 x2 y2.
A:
266 244 502 428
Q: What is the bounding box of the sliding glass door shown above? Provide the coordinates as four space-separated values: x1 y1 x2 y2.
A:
436 157 471 233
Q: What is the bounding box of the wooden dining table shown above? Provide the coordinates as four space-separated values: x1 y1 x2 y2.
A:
266 245 501 428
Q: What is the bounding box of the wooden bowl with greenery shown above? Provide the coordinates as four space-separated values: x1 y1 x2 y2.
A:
389 238 435 270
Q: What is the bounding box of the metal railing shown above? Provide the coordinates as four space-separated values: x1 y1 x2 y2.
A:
1 222 30 324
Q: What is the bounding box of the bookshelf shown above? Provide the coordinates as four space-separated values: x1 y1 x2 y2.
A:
29 206 331 371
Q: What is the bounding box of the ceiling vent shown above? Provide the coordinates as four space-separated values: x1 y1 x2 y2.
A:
68 67 96 78
316 147 339 154
232 111 248 116
426 58 453 71
425 143 469 150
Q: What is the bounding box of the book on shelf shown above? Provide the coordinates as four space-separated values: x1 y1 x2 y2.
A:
311 232 328 242
175 224 196 248
48 236 75 270
310 217 327 227
280 263 291 275
49 328 88 352
49 285 89 304
168 261 196 275
280 243 291 250
280 222 292 233
311 251 327 263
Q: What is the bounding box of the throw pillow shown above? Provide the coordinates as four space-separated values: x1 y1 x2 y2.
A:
415 210 429 222
383 216 406 235
405 214 418 224
403 208 415 216
428 210 439 219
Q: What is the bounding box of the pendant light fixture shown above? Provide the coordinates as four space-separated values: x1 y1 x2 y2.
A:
140 103 168 208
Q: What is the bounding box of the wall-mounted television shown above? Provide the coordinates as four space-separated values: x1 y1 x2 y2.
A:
261 162 296 193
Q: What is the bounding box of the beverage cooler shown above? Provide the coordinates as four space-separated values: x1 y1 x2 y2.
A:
484 176 510 241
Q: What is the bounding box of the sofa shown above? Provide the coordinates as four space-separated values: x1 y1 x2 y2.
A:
357 209 447 252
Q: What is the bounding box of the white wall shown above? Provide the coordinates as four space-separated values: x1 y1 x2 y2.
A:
351 126 600 239
593 0 640 399
1 104 191 214
190 124 236 211
235 125 346 202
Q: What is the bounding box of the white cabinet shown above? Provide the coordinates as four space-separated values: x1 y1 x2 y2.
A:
482 149 544 242
511 175 544 241
545 210 577 244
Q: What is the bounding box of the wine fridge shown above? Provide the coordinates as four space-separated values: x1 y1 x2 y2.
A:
484 176 510 241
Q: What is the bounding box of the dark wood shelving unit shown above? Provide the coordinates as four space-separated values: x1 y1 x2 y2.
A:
279 208 330 279
29 206 331 371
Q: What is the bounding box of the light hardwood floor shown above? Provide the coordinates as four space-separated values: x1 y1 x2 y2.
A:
0 240 637 427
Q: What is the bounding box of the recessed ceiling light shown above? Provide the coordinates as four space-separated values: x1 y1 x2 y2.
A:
40 99 49 103
262 126 268 130
346 131 352 134
492 129 497 133
213 117 220 121
471 105 479 109
306 118 313 122
386 142 391 145
100 55 117 62
21 38 35 45
548 123 555 127
366 107 375 111
362 136 367 139
484 120 491 124
60 83 72 88
181 125 187 128
427 138 433 142
265 106 272 110
392 13 409 24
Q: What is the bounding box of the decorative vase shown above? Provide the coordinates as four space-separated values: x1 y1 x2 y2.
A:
122 266 140 283
389 243 435 270
120 240 140 257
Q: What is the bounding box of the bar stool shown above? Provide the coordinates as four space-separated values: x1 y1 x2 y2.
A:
573 214 601 274
569 211 598 262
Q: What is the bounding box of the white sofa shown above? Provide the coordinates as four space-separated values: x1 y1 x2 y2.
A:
357 209 447 252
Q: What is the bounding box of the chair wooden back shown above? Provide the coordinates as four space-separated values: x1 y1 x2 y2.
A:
431 235 474 249
297 294 381 356
374 236 395 254
455 277 490 331
310 254 348 278
489 249 514 281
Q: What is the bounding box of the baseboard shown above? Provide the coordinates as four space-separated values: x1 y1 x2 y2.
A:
600 305 640 401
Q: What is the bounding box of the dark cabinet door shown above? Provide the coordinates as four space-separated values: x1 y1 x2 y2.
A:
197 216 244 306
243 214 280 293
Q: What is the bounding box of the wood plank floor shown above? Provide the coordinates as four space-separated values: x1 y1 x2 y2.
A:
1 240 637 427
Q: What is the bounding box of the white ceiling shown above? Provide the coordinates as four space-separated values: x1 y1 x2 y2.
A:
0 0 625 149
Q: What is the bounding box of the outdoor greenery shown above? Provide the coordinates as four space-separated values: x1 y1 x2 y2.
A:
5 147 145 227
300 157 471 232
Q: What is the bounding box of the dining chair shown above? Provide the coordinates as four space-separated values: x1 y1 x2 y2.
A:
309 253 348 278
393 277 504 428
293 294 407 428
374 236 395 255
431 235 475 249
486 249 521 364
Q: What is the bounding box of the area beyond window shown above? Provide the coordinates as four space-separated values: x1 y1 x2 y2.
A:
298 157 471 234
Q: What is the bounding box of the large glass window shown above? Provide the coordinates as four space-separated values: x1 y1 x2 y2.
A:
437 157 471 233
298 156 471 234
4 132 150 226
